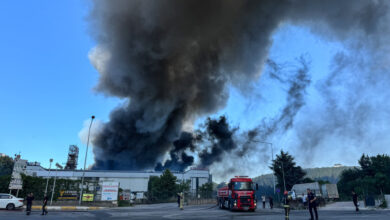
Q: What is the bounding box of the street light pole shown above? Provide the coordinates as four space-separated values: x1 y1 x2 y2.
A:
79 115 95 205
44 159 53 196
252 140 276 194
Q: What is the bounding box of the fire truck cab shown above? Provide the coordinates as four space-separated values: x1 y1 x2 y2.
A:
217 176 258 211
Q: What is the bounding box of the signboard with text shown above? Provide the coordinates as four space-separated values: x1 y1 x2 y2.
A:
101 182 119 201
58 190 78 200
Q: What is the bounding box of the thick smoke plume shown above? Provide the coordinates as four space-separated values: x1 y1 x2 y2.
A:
88 0 390 172
198 116 238 167
155 132 197 172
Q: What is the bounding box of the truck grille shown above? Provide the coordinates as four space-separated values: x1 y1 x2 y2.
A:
240 196 251 207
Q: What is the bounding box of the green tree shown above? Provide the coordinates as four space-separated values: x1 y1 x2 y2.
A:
302 177 315 183
270 150 306 191
147 176 162 201
147 169 178 201
176 180 190 194
0 155 14 176
160 169 177 200
20 174 80 200
338 154 390 200
199 182 213 198
0 175 12 193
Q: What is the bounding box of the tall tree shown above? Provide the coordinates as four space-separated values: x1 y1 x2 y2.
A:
0 155 14 176
338 154 390 199
270 150 306 191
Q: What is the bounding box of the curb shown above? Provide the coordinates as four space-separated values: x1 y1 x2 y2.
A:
29 206 104 211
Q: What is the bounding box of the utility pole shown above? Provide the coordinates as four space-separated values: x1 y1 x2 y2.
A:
281 161 286 192
50 163 63 205
251 140 276 194
44 159 53 196
79 115 95 205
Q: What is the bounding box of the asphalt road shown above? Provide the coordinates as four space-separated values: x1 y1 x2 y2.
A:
1 203 389 220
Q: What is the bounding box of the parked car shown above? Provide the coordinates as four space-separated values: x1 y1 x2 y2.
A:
0 193 24 210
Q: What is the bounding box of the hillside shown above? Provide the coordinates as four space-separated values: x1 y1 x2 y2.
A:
253 166 355 187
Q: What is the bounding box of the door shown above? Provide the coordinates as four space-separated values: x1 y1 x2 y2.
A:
0 194 7 208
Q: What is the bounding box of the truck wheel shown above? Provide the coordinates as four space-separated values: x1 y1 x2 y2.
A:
6 203 15 210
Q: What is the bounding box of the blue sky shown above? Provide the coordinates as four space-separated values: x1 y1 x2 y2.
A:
1 1 376 175
0 0 119 168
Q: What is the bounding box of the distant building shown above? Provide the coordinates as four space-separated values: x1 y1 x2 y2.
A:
24 162 211 200
0 153 6 157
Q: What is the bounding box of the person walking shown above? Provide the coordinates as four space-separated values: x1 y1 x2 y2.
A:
26 193 34 215
269 196 273 209
302 193 307 209
262 195 266 208
307 189 318 220
283 191 291 219
352 190 359 212
41 195 48 215
177 193 181 207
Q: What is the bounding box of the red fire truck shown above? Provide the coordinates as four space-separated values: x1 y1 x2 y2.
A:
217 176 258 211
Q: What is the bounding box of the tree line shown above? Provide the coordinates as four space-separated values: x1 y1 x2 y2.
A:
337 154 390 201
147 169 213 202
270 150 390 203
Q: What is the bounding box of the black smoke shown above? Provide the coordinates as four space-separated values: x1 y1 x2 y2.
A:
155 132 196 172
89 0 289 170
88 0 390 171
198 116 238 167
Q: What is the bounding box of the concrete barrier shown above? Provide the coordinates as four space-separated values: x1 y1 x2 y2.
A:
186 199 216 206
29 205 104 211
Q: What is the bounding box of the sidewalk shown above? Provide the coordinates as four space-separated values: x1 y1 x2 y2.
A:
26 205 105 211
321 201 382 211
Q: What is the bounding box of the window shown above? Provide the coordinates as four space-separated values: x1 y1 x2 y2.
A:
0 195 11 199
233 182 253 191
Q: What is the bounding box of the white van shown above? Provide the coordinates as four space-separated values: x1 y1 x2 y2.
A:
0 194 24 210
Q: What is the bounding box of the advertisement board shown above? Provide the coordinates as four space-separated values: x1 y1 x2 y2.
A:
58 190 78 200
101 182 119 201
82 193 94 202
119 190 131 200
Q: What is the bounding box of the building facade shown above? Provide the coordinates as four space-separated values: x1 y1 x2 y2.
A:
24 163 211 200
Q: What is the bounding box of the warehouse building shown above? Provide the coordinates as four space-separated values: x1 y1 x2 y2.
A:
24 162 211 200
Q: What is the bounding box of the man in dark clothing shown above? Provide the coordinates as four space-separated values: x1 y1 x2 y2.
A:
41 195 48 215
26 193 34 215
177 193 180 207
352 190 359 212
269 196 273 209
307 189 318 220
283 191 291 219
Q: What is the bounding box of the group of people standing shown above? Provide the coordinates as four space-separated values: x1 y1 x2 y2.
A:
260 195 274 209
25 193 49 216
283 188 318 220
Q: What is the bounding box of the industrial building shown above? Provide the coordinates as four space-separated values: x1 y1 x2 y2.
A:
24 162 211 200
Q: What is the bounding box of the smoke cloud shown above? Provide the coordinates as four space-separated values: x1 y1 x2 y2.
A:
87 0 390 172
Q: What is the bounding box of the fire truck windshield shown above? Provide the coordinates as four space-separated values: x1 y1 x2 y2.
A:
233 181 253 191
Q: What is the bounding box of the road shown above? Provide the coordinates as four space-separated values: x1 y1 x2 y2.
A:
1 203 389 219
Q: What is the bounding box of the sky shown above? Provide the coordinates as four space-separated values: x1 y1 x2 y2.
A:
1 1 389 181
0 0 118 168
